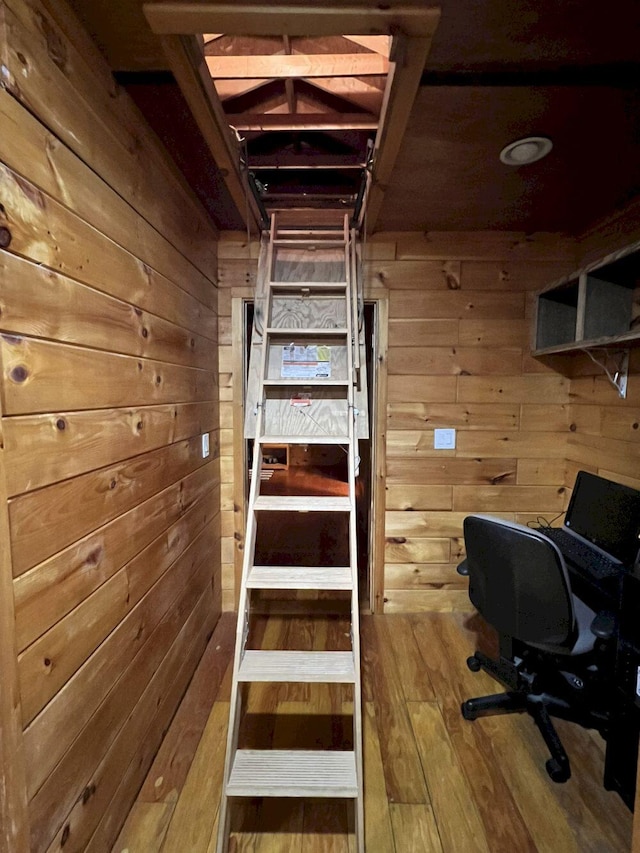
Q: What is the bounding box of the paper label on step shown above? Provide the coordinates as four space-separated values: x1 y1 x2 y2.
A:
281 345 331 378
290 394 311 407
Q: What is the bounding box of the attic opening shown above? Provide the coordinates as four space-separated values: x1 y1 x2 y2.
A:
205 33 388 224
142 4 440 233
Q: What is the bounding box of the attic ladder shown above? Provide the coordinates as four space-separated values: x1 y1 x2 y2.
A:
217 213 366 851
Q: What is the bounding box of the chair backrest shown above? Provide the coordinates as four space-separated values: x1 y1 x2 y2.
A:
463 515 576 648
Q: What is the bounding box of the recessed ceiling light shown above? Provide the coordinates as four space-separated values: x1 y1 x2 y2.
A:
500 136 553 166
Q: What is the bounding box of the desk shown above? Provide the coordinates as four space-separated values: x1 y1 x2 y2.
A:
604 567 640 810
563 555 639 810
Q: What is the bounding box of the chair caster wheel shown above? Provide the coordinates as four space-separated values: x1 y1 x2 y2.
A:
461 701 478 721
466 655 481 672
545 758 570 783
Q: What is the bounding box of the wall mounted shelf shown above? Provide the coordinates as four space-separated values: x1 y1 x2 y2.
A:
533 240 640 356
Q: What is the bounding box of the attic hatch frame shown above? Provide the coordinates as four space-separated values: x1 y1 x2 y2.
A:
143 2 441 234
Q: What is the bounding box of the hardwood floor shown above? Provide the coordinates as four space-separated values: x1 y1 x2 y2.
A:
112 611 632 852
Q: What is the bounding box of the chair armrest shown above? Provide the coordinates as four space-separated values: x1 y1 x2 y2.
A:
457 559 469 577
590 611 616 641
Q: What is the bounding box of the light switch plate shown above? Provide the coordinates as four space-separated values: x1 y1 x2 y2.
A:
434 428 456 450
202 433 210 458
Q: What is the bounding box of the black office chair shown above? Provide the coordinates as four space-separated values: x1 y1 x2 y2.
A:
458 514 616 783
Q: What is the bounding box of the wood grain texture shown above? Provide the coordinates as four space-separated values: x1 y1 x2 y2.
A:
1 0 217 275
1 336 216 417
4 402 217 496
9 435 213 575
0 2 222 848
360 616 429 804
28 563 215 851
116 612 630 852
14 464 218 652
0 326 29 852
0 89 217 304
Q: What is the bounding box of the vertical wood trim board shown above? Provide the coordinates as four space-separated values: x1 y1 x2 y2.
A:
0 0 221 849
0 343 30 853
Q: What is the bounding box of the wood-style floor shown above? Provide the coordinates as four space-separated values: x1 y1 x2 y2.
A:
112 611 632 852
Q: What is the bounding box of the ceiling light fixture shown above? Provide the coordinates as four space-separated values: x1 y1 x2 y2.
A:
499 136 553 166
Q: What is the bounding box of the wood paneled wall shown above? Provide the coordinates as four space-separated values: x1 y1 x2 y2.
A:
217 231 584 612
370 232 577 612
0 0 220 850
564 221 640 493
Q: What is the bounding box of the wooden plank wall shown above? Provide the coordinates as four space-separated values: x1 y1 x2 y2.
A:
564 220 640 493
217 231 582 612
0 0 221 850
368 232 577 612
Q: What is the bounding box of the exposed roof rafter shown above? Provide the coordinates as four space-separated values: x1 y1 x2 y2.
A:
205 52 389 79
230 112 379 131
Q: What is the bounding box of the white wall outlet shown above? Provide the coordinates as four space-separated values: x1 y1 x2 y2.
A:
434 428 456 450
201 433 210 458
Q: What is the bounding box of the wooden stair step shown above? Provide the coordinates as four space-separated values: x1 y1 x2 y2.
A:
254 496 352 511
270 282 347 290
273 239 346 247
258 435 350 445
266 327 348 337
238 651 355 683
247 565 353 590
226 750 358 798
263 379 349 387
275 229 346 238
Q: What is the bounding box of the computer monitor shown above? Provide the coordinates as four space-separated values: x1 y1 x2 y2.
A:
564 471 640 566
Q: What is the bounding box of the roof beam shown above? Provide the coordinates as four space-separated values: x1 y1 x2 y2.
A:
215 78 271 100
342 35 391 55
205 53 389 79
282 36 297 114
303 76 384 113
229 112 379 131
144 3 439 38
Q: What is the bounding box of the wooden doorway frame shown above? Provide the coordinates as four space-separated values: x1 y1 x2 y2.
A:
231 288 388 613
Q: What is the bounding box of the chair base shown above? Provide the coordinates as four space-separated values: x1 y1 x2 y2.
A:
462 650 610 785
461 691 571 782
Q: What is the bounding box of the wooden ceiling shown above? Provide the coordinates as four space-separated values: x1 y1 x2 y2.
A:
69 0 640 235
